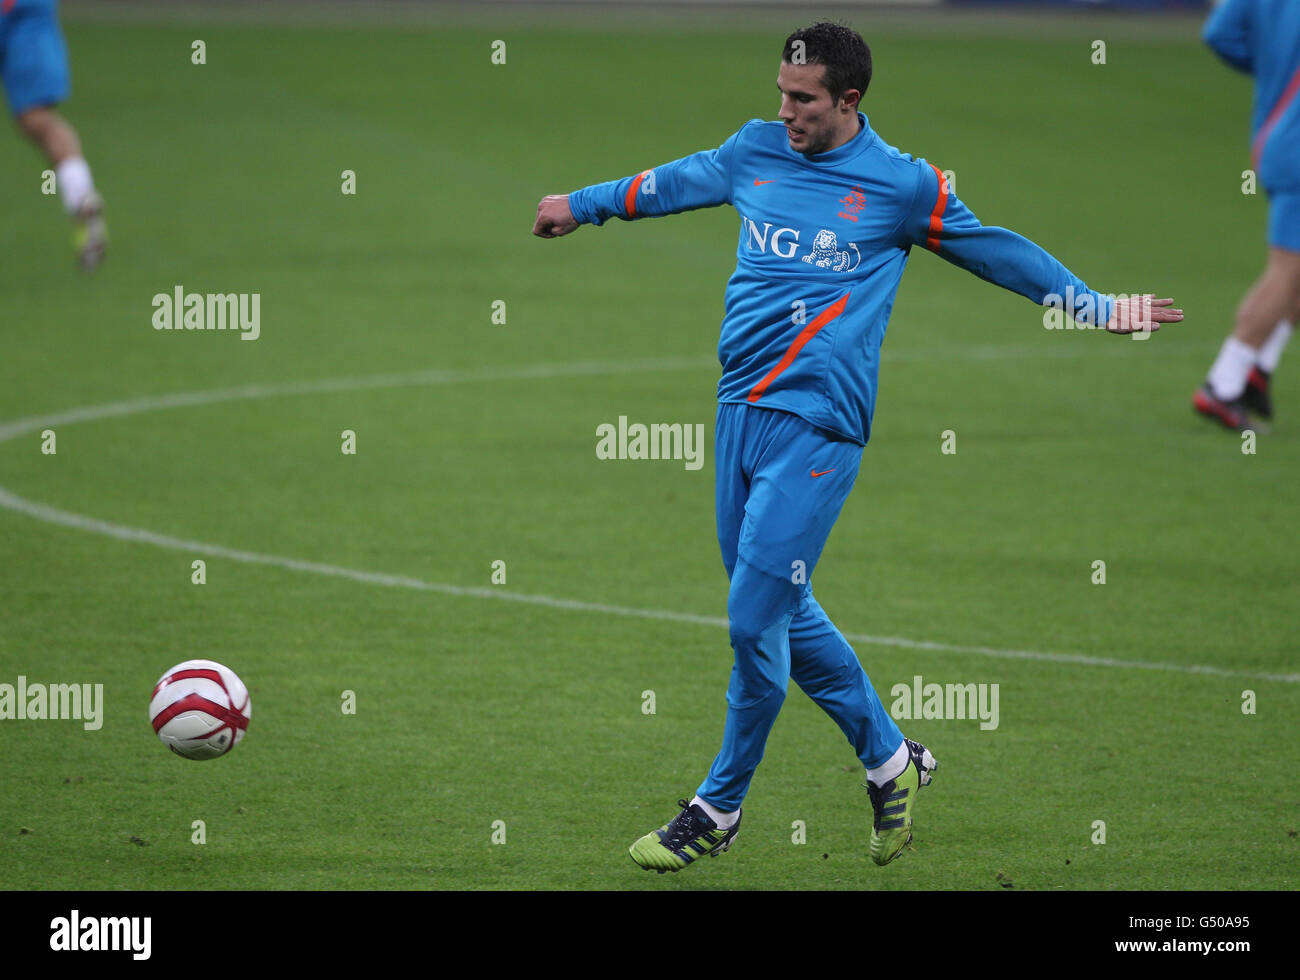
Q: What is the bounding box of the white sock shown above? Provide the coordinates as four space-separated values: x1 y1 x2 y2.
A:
866 740 909 787
55 156 95 215
1258 320 1293 375
691 795 739 829
1207 336 1258 400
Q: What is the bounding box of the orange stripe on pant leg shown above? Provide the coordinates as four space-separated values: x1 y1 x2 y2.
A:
926 164 949 253
624 170 652 218
747 293 851 403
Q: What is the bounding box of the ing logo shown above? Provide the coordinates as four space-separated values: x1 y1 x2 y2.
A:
739 214 861 272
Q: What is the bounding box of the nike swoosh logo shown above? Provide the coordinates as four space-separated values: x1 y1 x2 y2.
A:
810 469 835 478
754 179 775 186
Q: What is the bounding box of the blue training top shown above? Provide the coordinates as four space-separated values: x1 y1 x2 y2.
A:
568 112 1111 446
1204 0 1300 193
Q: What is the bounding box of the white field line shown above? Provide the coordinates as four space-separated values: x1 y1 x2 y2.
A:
0 343 1134 444
0 357 713 445
2 358 1291 685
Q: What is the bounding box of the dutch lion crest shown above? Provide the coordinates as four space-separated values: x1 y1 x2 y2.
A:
802 229 859 272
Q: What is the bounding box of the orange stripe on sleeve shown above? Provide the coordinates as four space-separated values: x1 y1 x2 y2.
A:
747 293 851 403
624 170 652 218
925 164 949 253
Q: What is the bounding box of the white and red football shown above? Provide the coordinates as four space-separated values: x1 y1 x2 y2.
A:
149 659 251 760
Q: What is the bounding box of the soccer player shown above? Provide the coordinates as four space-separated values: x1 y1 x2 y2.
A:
533 22 1181 872
1194 0 1300 430
1 0 106 269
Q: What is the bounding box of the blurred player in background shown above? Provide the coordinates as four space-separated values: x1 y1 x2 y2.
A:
535 22 1179 875
1194 0 1300 430
1 0 105 269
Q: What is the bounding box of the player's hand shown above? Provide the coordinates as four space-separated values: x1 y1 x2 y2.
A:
533 194 579 238
1106 295 1183 334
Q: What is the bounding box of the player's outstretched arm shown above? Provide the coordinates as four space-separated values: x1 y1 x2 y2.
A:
536 123 752 238
1106 295 1184 335
905 163 1183 334
533 194 579 239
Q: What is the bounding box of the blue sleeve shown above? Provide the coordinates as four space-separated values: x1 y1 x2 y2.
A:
1203 0 1254 74
567 122 754 227
903 161 1113 328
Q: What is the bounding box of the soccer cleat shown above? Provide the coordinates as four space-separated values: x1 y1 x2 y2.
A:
867 738 936 866
629 799 741 873
1241 367 1273 420
1193 383 1252 432
73 192 107 271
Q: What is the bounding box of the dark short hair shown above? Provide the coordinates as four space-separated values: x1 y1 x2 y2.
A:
782 22 872 105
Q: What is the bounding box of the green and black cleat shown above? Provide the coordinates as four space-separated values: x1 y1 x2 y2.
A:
629 799 741 873
74 192 108 272
867 738 937 866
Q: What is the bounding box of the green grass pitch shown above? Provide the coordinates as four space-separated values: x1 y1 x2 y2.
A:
0 4 1296 891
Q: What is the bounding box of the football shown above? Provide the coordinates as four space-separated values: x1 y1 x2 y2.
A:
149 659 252 760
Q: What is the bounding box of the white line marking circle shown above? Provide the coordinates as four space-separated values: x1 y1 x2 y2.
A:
2 357 1292 684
